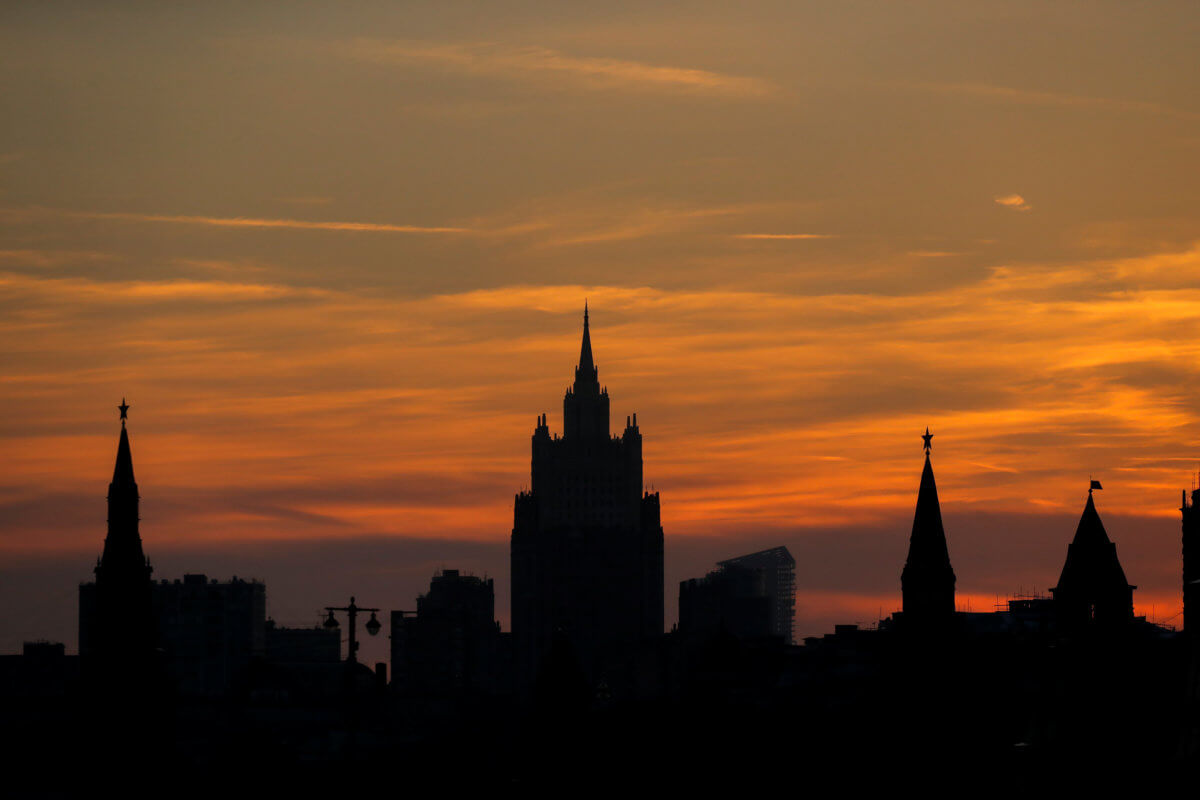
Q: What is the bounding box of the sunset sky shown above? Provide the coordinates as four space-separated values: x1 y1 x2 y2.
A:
3 2 1200 662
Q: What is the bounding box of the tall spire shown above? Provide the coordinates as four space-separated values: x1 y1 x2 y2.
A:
563 302 610 439
573 301 598 393
99 400 147 580
112 401 135 488
901 428 956 624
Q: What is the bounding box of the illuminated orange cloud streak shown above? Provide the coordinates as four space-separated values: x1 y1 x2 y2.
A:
733 233 837 240
333 39 774 97
31 208 473 235
3 244 1198 632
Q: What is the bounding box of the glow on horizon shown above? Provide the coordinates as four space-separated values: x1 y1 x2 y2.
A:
2 3 1199 648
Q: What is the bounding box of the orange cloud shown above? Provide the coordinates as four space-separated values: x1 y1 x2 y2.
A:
994 194 1031 212
734 233 836 240
43 208 472 235
335 39 774 97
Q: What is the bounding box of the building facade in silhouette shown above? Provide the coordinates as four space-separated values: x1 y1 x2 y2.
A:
680 546 795 643
265 620 341 664
1051 484 1135 631
390 569 503 696
716 546 796 643
679 563 772 640
78 401 156 681
152 574 266 696
1183 485 1200 635
511 306 664 684
899 429 956 627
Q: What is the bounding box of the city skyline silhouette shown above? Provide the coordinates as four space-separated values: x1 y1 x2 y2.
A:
3 2 1199 790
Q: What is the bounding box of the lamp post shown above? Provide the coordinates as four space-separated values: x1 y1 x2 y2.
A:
323 596 382 663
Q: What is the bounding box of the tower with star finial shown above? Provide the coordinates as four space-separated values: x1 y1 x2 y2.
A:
79 400 156 677
900 427 957 627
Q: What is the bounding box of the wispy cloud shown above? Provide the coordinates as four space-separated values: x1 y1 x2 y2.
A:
335 39 774 97
907 250 967 258
734 233 836 241
995 194 1031 212
0 271 329 303
63 209 471 235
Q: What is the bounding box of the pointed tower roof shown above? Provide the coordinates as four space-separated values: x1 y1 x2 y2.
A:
573 302 599 392
901 428 956 622
1054 484 1132 596
907 446 952 568
112 423 136 488
99 398 148 580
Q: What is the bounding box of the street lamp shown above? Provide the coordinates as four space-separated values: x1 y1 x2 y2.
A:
323 596 382 663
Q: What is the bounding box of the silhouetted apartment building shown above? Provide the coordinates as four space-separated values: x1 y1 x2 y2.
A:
899 429 956 629
82 572 267 697
0 642 79 700
716 546 796 643
265 619 340 664
1051 483 1135 632
391 569 502 696
511 305 664 686
1183 485 1200 635
153 574 266 695
679 564 772 640
680 547 795 643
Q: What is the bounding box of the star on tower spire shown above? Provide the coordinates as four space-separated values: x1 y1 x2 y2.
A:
922 426 933 453
118 398 130 426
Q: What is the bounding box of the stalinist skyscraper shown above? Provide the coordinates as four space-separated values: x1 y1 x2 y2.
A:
511 305 664 687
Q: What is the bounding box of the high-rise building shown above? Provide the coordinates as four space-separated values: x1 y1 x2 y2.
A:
152 574 266 696
511 306 664 686
1051 483 1135 631
679 562 773 641
714 546 796 643
1183 486 1199 635
900 428 956 628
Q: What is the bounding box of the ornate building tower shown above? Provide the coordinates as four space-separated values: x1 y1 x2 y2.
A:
900 428 956 627
511 306 664 687
1050 482 1135 632
79 401 156 675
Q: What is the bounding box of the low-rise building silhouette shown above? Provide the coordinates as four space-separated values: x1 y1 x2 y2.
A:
391 569 504 696
265 619 340 664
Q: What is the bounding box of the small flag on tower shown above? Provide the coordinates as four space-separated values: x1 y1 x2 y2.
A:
1090 480 1103 491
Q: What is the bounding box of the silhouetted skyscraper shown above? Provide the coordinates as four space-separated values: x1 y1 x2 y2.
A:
1051 483 1135 631
79 401 156 677
716 546 796 643
511 305 664 686
900 428 956 626
1183 486 1200 635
